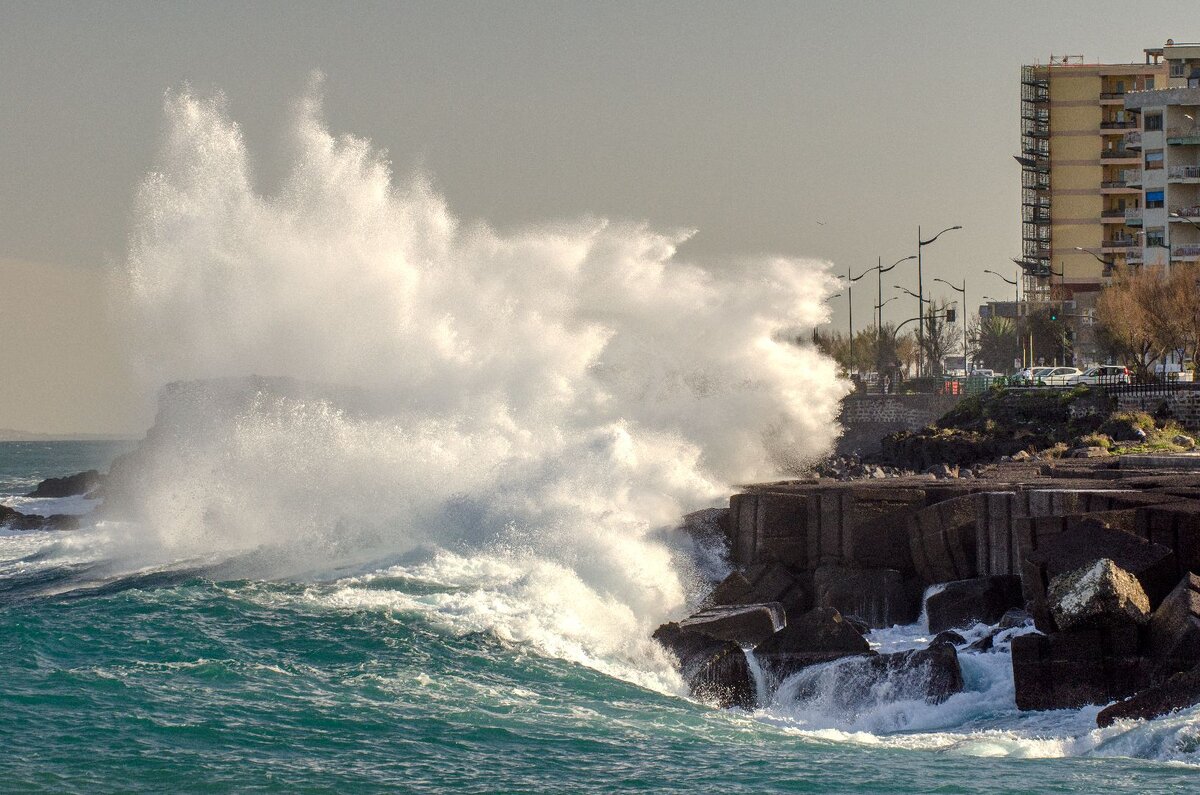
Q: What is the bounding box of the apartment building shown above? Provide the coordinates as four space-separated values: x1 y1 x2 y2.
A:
1124 41 1200 270
1019 54 1167 301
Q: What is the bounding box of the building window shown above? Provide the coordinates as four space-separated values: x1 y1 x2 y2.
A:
1146 112 1163 131
1146 150 1165 169
1147 77 1156 90
1171 61 1185 77
1147 227 1167 248
1147 190 1165 208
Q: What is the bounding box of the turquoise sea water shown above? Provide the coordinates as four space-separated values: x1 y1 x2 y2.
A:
2 442 1199 793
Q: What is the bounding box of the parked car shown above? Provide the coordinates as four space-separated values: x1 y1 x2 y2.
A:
969 369 996 378
1069 364 1132 385
1038 366 1083 386
1014 366 1054 385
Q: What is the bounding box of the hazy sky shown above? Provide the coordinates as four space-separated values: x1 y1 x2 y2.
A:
0 1 1193 433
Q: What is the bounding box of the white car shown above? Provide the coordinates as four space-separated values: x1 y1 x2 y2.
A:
1037 366 1083 386
1069 365 1132 385
1014 366 1054 385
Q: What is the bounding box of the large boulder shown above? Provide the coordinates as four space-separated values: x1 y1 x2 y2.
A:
1011 626 1152 711
677 603 785 647
1096 665 1200 727
1149 573 1200 673
1046 558 1151 632
706 562 809 621
0 505 79 532
26 469 101 498
782 643 963 712
1020 521 1177 632
652 622 756 709
753 607 871 680
811 566 921 629
925 576 1024 634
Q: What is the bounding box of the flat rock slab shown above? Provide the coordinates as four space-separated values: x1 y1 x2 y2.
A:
1121 454 1200 471
1097 665 1200 727
678 603 785 647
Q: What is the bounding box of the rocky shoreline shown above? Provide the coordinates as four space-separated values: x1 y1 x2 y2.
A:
657 456 1200 727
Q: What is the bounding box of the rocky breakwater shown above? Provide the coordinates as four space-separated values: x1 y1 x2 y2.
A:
653 459 1200 723
0 470 101 533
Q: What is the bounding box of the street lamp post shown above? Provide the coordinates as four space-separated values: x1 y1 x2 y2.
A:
877 255 918 332
984 268 1021 370
917 225 963 376
934 277 968 373
845 264 878 376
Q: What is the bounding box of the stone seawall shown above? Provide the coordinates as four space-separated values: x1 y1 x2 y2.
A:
1115 389 1200 432
836 393 961 455
683 460 1200 714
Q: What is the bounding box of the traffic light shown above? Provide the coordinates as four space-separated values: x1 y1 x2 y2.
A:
945 308 956 322
1051 312 1057 321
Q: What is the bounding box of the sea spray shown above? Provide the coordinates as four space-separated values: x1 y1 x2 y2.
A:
102 84 849 685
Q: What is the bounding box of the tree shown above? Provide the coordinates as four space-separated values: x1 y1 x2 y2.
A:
1094 264 1180 378
920 300 957 376
970 315 1017 373
1024 306 1070 366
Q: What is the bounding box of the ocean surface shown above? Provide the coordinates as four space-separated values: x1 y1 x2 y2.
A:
2 441 1199 793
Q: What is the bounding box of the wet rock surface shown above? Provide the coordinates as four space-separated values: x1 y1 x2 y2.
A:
1096 665 1200 727
651 622 756 710
925 576 1023 634
26 469 101 498
753 607 871 680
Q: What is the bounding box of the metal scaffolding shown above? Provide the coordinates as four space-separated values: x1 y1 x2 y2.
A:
1019 64 1052 301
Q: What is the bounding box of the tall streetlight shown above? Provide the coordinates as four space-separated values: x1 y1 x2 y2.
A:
934 277 969 373
984 268 1021 369
844 264 880 376
876 255 917 331
917 224 963 375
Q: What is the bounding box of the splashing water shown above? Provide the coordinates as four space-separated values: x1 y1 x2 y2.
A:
97 84 848 685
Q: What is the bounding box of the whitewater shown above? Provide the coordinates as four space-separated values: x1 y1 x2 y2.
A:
1 86 1198 791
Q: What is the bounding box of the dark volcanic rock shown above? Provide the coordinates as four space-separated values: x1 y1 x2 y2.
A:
1149 573 1200 674
652 622 756 709
0 505 79 532
707 562 809 621
811 565 921 629
784 644 964 710
1011 626 1152 711
677 603 785 647
1096 665 1200 727
27 470 101 498
930 630 966 647
753 607 871 680
1021 521 1177 633
926 576 1024 634
1046 558 1150 632
908 494 982 584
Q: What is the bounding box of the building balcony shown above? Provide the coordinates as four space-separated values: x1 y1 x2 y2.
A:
1102 238 1138 252
1100 92 1126 104
1127 248 1144 263
1125 130 1143 149
1100 149 1139 160
1172 206 1200 219
1126 207 1144 225
1167 127 1200 146
1101 120 1138 130
1168 165 1200 182
1174 244 1200 260
1101 208 1126 220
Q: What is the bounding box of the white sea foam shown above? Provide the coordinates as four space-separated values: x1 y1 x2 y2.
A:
90 82 847 688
